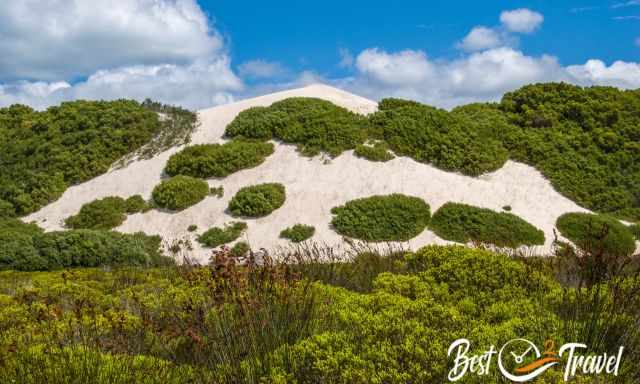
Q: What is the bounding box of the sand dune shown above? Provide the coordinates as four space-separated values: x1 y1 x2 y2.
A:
24 84 591 263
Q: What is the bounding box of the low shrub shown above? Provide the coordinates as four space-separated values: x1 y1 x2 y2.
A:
330 194 431 241
197 222 247 248
228 183 286 217
230 241 250 257
502 205 512 211
187 224 198 232
354 142 394 162
65 197 128 230
280 224 315 243
165 140 274 179
556 212 636 256
210 186 224 198
430 202 545 247
125 195 149 214
378 98 424 111
0 199 15 218
630 224 640 241
225 98 369 157
151 176 209 211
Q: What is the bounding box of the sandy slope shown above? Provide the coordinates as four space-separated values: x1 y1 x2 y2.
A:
24 84 592 263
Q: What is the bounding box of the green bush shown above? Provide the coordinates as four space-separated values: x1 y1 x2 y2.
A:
330 194 431 241
430 202 545 247
197 222 247 247
0 199 15 218
353 142 394 162
228 183 286 217
378 98 425 111
629 224 640 241
165 140 274 179
151 176 209 211
225 98 369 157
556 212 636 256
187 224 198 232
210 186 224 198
230 241 250 257
125 195 149 214
280 224 315 243
0 100 161 216
65 197 128 230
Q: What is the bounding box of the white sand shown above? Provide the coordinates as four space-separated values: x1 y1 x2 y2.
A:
24 84 595 263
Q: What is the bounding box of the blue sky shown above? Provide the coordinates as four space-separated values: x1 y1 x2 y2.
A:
0 1 638 110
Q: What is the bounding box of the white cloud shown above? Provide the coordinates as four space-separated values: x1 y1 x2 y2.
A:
500 8 544 33
339 48 355 68
613 0 640 8
0 0 222 82
238 60 286 79
457 26 503 52
341 47 640 109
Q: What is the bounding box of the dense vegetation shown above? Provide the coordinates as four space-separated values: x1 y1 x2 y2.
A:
228 183 286 217
0 100 161 217
0 218 169 271
65 195 149 230
165 140 274 179
330 194 431 241
280 224 315 243
152 176 209 211
556 212 636 257
197 222 247 248
430 202 545 248
353 142 395 162
1 241 638 383
225 98 369 157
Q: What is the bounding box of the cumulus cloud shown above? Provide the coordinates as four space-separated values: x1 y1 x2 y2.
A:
500 8 544 33
238 60 286 79
341 47 640 109
457 26 503 52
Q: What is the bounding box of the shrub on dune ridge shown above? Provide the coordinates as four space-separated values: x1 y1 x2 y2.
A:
330 194 431 242
354 142 394 162
152 176 209 211
165 140 274 179
198 222 247 248
228 183 286 217
280 224 315 243
430 202 545 248
65 195 149 230
556 212 636 256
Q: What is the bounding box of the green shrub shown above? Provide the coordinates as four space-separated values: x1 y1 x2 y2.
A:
430 202 545 247
280 224 315 243
330 194 431 241
197 222 247 247
165 140 274 179
228 183 286 217
210 186 224 198
187 224 198 232
369 103 509 176
502 205 512 211
125 195 149 214
225 98 369 157
629 224 640 241
230 241 250 257
65 197 128 230
556 212 636 256
151 176 209 211
353 142 394 162
0 199 15 218
0 100 161 216
378 98 424 111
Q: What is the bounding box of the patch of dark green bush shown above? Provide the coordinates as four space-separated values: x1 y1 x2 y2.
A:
629 224 640 241
378 98 425 111
228 183 286 217
0 100 161 216
151 176 209 211
225 98 369 157
430 202 545 248
197 222 247 248
165 140 274 179
187 224 198 232
280 224 315 243
330 194 431 242
210 186 224 198
556 212 636 257
230 241 250 257
354 142 394 162
65 195 149 230
0 220 171 271
125 195 150 214
502 205 512 211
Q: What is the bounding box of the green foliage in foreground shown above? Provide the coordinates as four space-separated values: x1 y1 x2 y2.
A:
2 245 627 383
197 222 247 248
556 212 636 256
630 224 640 241
430 202 545 248
0 100 161 217
165 140 274 179
0 218 170 271
353 142 395 162
228 183 286 217
230 241 250 257
331 194 431 241
65 195 148 230
225 97 369 157
280 224 315 243
152 176 209 211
